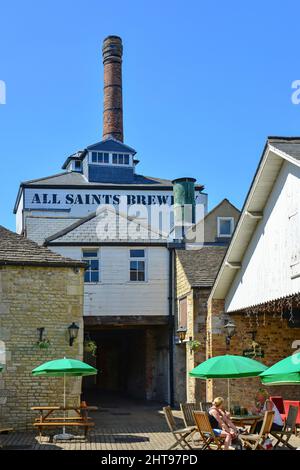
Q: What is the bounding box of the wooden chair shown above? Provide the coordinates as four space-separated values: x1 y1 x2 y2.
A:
200 402 212 413
180 403 202 446
240 411 274 450
163 406 195 450
193 411 224 450
180 403 200 427
271 405 298 449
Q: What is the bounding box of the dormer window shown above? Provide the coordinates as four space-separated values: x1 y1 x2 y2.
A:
74 160 82 172
112 153 130 165
91 152 109 164
217 217 234 237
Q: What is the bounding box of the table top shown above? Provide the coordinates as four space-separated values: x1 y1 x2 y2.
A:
231 414 262 421
31 406 98 411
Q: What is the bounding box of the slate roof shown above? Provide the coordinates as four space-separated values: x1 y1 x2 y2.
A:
44 207 169 245
0 225 86 268
268 137 300 160
176 246 227 287
19 171 178 188
86 138 137 154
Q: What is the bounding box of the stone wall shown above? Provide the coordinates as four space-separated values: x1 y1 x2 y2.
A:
0 265 84 430
174 253 210 405
207 298 300 410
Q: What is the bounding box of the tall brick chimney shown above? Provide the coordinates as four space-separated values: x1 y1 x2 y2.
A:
102 36 124 142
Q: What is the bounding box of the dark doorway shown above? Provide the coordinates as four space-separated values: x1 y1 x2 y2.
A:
83 329 146 400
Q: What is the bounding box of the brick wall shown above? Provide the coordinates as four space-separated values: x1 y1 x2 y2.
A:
207 297 300 410
0 265 84 430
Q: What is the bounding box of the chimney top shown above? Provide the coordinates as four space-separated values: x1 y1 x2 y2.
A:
102 36 123 65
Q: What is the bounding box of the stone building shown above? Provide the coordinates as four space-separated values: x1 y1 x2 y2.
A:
13 36 207 404
0 226 85 429
173 199 240 404
207 137 300 409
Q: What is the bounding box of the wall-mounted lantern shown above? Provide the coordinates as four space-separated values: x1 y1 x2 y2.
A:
68 322 80 346
37 327 45 342
177 325 187 343
224 319 236 347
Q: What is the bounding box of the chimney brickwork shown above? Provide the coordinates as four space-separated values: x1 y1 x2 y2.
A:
102 36 124 142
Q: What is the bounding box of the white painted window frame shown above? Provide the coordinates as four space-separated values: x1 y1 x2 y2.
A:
128 248 148 283
217 217 234 238
88 151 132 167
82 248 101 284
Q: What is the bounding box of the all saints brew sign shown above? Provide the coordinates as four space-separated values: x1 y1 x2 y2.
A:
24 188 206 212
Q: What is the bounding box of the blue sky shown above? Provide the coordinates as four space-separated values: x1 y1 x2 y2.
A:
1 0 300 230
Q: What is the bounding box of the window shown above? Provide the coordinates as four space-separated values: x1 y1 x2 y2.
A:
129 249 146 281
74 160 82 171
91 152 109 164
217 217 234 237
83 250 100 283
112 153 130 165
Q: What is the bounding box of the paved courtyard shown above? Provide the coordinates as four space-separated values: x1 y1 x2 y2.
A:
1 394 300 450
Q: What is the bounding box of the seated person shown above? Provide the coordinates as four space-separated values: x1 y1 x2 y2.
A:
252 389 283 432
208 397 238 450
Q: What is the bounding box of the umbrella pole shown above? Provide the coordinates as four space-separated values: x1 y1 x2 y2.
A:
63 373 66 435
227 378 230 411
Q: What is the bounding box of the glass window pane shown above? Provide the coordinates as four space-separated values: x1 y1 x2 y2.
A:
124 155 129 165
118 154 124 164
91 271 99 283
130 271 137 281
130 261 138 271
83 251 98 258
220 219 232 235
90 260 99 270
104 153 109 163
130 250 145 258
112 154 117 164
84 271 90 283
138 271 145 281
137 261 145 271
91 152 97 163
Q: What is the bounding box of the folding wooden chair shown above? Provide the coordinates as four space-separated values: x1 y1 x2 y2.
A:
271 405 298 449
180 403 202 446
240 411 274 450
163 406 195 450
180 403 200 427
200 402 213 413
193 411 224 450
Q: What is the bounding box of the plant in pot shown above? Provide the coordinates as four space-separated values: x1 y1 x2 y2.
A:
187 339 201 353
84 339 97 357
36 338 51 349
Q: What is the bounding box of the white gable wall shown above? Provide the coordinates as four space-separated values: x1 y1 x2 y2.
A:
225 160 300 312
51 245 169 317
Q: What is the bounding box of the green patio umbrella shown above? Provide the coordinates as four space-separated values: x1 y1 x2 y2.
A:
189 354 268 409
260 352 300 385
32 357 97 440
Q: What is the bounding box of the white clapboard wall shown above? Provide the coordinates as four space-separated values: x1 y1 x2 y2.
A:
226 161 300 312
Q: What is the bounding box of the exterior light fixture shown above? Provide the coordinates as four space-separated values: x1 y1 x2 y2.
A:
177 325 187 343
68 322 79 346
37 327 45 342
224 319 236 346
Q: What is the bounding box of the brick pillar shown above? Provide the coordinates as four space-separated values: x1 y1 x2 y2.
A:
102 36 124 142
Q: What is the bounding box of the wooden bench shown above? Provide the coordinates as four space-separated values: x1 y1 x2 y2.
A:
33 420 95 438
0 428 13 434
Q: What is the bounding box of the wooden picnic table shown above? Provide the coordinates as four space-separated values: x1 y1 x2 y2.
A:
31 405 98 438
231 414 263 433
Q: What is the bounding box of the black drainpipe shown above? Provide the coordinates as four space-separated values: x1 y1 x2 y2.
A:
168 246 175 406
